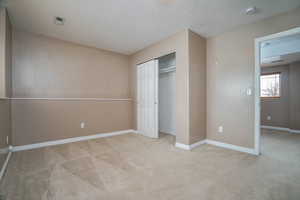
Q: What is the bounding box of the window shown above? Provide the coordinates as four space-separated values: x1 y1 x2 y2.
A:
260 73 281 98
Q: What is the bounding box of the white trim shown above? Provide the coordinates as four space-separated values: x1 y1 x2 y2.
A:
261 125 300 134
175 139 206 151
290 129 300 134
175 142 192 150
261 125 289 132
0 152 12 181
12 129 135 152
254 27 300 156
10 98 132 101
176 139 257 155
190 140 207 149
154 59 159 139
206 140 258 155
254 38 261 156
9 145 13 151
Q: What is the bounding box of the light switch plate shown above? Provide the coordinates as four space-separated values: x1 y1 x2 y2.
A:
218 126 223 133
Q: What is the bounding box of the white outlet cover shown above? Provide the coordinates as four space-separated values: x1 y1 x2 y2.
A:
267 116 271 120
80 122 85 128
246 88 252 96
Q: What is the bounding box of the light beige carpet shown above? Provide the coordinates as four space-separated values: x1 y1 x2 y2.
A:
1 130 300 200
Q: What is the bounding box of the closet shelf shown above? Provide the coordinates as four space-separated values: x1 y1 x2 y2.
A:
159 65 176 74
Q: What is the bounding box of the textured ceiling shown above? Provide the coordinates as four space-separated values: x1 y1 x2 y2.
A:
3 0 300 54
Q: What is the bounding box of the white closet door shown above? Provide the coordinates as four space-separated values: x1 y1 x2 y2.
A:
137 60 159 138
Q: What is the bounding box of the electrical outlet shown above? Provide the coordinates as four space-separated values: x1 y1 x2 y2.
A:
267 116 271 121
218 126 223 133
6 136 9 145
80 122 85 129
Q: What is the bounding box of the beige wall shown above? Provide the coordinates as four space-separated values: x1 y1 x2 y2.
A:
261 65 290 128
207 8 300 148
0 8 12 169
289 61 300 130
131 30 190 144
11 100 132 146
12 31 132 146
12 31 130 98
188 31 206 144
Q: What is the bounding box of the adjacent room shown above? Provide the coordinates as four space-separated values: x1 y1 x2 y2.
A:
0 0 300 199
259 33 300 157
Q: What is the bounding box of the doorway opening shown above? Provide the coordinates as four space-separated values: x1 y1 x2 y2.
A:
137 52 176 140
255 27 300 155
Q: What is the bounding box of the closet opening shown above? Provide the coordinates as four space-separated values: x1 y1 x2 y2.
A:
158 53 176 138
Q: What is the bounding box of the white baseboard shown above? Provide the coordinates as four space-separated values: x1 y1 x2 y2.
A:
11 128 258 156
175 142 191 150
290 129 300 134
190 140 207 149
175 139 206 151
261 125 300 134
176 139 257 155
205 140 257 155
0 151 12 181
12 129 135 152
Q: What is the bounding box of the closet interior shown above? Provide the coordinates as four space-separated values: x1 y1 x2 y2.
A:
158 53 176 136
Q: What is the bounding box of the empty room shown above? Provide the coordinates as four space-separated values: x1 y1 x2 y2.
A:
0 0 300 199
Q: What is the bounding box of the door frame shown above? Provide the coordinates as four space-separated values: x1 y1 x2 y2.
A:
254 26 300 155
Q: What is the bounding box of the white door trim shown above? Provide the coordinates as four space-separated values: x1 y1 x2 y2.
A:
154 59 159 138
254 27 300 155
